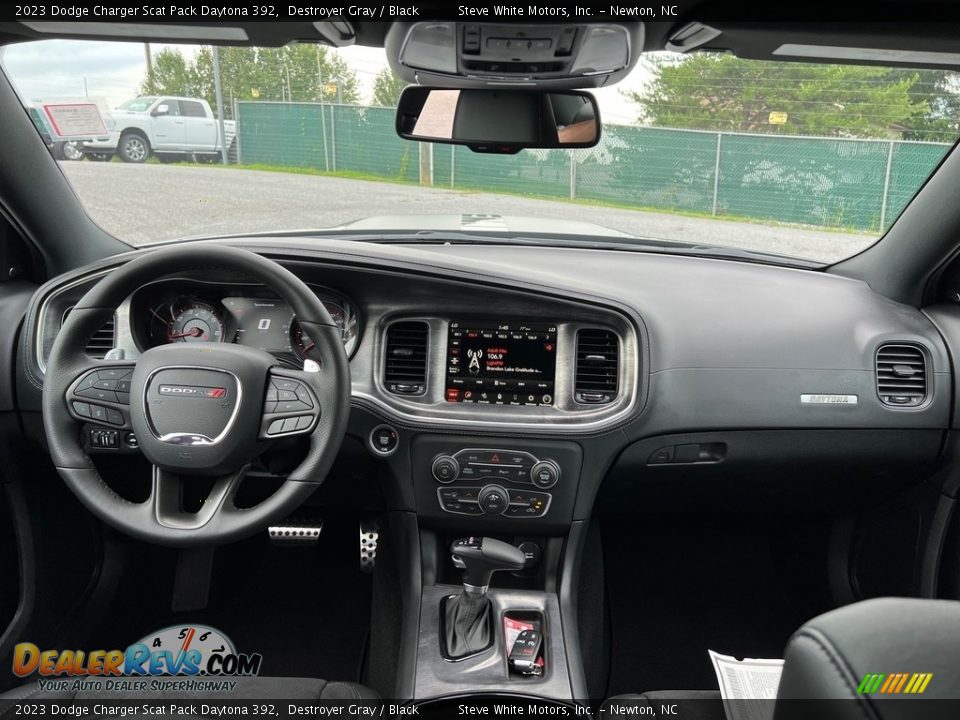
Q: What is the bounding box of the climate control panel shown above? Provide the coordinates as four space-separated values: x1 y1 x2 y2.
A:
429 448 560 518
431 448 560 489
412 436 581 529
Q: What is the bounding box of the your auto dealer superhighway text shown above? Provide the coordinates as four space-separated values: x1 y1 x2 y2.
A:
27 4 420 18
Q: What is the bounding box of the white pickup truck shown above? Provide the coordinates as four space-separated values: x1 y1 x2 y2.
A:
81 96 237 163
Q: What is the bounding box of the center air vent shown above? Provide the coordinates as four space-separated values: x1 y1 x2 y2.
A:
62 307 116 360
876 343 927 407
575 328 619 404
384 321 428 396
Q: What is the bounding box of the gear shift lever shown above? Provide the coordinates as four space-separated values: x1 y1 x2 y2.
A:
452 536 527 593
443 537 526 659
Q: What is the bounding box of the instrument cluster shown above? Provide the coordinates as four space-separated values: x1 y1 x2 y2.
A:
130 280 360 366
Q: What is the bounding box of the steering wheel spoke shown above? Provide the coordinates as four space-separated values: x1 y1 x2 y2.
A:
66 361 137 430
258 367 322 440
151 464 246 531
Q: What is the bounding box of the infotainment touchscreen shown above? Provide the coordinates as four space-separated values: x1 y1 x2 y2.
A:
446 322 557 406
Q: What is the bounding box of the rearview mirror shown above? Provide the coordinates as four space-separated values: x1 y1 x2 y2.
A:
396 87 600 153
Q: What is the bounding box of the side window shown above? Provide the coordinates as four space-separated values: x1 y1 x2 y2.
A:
181 101 207 118
158 99 181 117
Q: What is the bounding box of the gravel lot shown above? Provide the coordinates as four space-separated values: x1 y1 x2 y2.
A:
62 162 874 262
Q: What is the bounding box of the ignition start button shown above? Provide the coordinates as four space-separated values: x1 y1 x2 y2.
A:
369 424 399 457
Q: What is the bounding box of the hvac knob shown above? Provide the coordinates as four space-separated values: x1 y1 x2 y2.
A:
530 460 560 489
432 455 460 483
478 485 509 515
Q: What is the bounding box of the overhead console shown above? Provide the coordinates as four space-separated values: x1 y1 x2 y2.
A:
385 21 644 89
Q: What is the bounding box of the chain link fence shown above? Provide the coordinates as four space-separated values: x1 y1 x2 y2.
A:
235 101 951 234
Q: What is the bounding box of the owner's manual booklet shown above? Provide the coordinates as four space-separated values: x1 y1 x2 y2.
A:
709 650 785 720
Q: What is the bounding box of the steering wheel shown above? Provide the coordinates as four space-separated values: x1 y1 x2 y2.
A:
42 245 351 547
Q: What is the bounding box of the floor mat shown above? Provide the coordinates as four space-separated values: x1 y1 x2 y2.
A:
601 513 835 697
86 514 372 682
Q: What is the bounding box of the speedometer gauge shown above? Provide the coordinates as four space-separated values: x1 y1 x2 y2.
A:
167 302 224 343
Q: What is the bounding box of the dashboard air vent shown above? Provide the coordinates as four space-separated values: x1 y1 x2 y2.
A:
62 307 116 359
876 344 927 407
384 321 428 396
575 328 619 404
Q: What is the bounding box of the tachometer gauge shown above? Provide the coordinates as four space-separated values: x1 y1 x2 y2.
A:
167 302 224 344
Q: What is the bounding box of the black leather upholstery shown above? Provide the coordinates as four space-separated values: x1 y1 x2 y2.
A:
774 597 960 719
603 691 724 720
0 677 377 717
605 598 960 720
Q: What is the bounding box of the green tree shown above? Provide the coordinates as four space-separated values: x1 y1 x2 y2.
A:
138 48 197 97
140 45 360 119
371 68 408 107
625 54 930 139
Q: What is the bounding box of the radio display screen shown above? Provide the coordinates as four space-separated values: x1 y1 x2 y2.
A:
446 321 557 406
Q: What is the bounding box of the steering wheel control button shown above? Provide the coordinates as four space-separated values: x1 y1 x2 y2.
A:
72 401 91 418
369 425 399 457
478 485 510 515
530 460 561 489
432 455 460 483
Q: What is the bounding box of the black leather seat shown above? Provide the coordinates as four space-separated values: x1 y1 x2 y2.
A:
0 676 377 711
604 598 960 720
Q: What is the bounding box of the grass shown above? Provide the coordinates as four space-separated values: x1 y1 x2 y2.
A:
132 158 874 237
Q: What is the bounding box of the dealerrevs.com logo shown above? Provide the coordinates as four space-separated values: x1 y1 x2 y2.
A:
12 625 262 693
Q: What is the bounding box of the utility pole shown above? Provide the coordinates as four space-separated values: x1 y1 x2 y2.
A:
144 43 153 84
211 46 228 165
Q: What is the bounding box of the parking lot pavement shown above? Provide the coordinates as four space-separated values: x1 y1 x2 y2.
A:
62 162 874 262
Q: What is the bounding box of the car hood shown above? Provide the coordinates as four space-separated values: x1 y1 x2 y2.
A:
332 214 634 238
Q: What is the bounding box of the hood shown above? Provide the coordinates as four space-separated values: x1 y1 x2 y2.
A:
332 214 634 238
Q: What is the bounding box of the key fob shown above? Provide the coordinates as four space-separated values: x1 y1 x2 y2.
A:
508 629 543 675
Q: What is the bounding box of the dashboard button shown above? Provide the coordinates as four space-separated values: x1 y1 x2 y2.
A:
432 456 460 483
478 485 509 515
369 425 399 456
530 460 560 489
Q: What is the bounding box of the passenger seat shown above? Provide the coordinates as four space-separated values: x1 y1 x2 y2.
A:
603 597 960 720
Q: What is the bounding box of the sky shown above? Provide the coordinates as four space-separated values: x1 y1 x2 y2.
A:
0 38 650 125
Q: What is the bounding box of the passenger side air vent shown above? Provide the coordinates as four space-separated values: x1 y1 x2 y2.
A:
876 344 927 407
575 329 619 404
384 321 428 396
62 307 116 359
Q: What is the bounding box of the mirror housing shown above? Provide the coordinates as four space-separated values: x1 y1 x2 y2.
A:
396 87 600 153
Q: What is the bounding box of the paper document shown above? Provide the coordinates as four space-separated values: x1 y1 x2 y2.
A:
709 650 784 720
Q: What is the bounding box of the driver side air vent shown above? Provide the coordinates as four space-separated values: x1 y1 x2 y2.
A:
876 344 927 407
384 321 428 396
62 307 117 359
575 328 619 404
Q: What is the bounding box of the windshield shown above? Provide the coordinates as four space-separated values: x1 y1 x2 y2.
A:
4 39 960 263
117 97 157 112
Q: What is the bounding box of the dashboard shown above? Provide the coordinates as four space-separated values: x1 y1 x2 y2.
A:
14 235 957 532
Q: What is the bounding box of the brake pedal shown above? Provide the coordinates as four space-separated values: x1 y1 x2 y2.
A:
360 518 380 573
269 520 323 546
